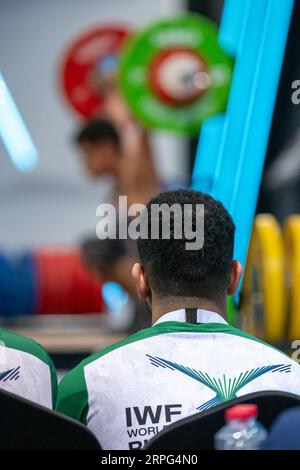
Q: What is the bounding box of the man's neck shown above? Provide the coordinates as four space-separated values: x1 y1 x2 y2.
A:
151 295 227 325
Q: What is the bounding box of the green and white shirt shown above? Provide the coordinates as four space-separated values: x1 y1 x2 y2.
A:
56 309 300 450
0 328 57 409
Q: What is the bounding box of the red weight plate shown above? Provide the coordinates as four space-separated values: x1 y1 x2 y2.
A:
36 249 104 314
71 250 104 313
61 25 131 118
35 251 59 314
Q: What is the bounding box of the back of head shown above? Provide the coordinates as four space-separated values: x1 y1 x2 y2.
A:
137 189 235 302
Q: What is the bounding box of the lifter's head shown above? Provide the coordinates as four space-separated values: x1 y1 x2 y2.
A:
132 189 242 320
81 238 138 297
75 118 120 177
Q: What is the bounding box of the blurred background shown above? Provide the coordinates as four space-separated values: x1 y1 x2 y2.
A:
0 0 299 373
0 0 189 248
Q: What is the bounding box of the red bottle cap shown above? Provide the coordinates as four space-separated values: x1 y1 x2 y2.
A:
225 404 258 422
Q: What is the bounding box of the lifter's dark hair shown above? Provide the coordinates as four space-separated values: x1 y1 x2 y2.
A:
75 118 120 148
137 189 235 300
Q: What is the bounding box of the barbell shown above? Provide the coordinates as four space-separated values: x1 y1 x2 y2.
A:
61 15 233 135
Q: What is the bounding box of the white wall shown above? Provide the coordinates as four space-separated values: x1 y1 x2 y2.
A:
0 0 188 249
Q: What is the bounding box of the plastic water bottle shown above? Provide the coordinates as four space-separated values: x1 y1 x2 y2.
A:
214 404 267 450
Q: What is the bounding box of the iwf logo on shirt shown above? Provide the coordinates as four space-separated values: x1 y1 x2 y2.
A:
125 403 182 450
147 354 292 411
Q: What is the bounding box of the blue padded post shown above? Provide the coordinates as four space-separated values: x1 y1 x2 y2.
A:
191 0 294 290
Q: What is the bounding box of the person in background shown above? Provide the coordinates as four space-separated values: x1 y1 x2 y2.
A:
0 328 57 409
81 238 151 331
76 44 161 206
56 189 300 450
75 116 160 207
75 83 161 311
81 238 137 298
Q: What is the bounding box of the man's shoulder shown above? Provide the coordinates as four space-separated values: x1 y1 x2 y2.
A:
55 327 162 421
60 321 298 390
84 325 166 368
225 326 300 372
77 322 295 370
0 327 53 367
60 324 166 387
56 324 169 418
226 326 286 351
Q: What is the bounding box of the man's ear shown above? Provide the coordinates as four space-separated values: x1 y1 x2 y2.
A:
132 263 151 301
227 260 243 295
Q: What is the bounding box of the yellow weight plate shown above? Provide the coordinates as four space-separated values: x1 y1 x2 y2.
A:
283 215 300 341
241 214 286 343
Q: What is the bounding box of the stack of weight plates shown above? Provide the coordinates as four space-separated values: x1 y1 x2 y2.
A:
35 249 104 315
0 249 104 316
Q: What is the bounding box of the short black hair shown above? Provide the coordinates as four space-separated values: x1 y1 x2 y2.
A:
75 118 120 147
137 189 235 300
81 238 126 268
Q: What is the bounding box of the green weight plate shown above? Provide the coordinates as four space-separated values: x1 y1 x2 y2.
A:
119 14 233 135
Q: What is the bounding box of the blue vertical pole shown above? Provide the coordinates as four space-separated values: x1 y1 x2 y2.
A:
191 0 294 282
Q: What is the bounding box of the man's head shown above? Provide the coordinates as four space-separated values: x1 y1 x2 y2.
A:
81 238 126 281
75 119 120 177
132 189 242 315
81 238 138 297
